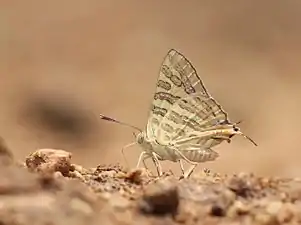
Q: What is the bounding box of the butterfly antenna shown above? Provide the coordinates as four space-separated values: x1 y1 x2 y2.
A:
235 120 243 125
99 114 142 132
242 134 258 146
121 142 137 169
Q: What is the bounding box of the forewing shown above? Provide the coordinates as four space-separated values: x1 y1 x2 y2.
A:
146 49 209 140
159 93 228 145
150 50 229 145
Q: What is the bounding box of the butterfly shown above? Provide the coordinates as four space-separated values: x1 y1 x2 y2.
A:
100 49 257 178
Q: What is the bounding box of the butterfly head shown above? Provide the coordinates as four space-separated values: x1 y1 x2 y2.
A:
226 123 257 146
136 131 145 145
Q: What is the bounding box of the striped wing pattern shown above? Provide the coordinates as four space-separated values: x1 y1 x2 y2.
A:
147 49 229 150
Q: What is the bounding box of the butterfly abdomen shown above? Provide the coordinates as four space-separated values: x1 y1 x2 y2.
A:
154 145 219 163
180 149 219 163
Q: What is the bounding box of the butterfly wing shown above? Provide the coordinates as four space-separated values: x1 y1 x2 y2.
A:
164 93 229 148
148 49 229 147
146 49 205 140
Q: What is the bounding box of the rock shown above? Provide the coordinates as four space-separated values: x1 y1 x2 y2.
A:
26 149 73 176
138 180 179 216
0 136 14 165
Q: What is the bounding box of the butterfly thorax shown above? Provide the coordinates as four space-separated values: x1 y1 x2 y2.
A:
136 131 181 162
136 131 154 155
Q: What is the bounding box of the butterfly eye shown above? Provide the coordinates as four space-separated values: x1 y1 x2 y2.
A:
137 134 142 144
233 126 239 132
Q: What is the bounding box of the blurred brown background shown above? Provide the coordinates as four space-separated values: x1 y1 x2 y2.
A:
2 0 301 177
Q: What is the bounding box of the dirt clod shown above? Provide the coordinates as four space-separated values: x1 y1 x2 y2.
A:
138 179 179 216
124 168 147 185
26 148 73 176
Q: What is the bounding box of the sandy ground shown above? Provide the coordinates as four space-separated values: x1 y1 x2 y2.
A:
0 146 300 225
2 0 301 192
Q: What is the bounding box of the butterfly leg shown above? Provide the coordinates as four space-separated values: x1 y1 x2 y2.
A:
178 160 198 179
179 159 185 175
136 151 146 168
142 155 151 170
183 163 198 178
121 142 137 168
137 151 153 170
136 151 153 176
212 136 232 143
151 152 163 177
142 154 156 176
